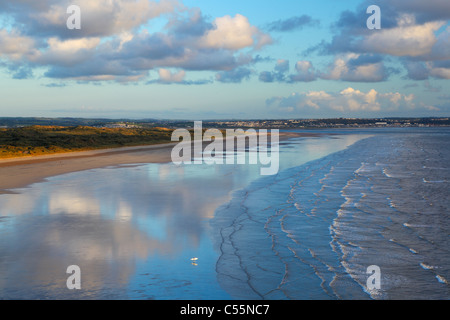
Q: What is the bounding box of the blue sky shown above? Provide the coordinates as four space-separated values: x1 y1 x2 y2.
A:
0 0 449 119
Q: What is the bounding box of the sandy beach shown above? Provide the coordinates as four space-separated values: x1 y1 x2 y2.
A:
0 131 312 194
0 143 177 194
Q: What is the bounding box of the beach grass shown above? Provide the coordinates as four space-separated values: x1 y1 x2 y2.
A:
0 125 175 159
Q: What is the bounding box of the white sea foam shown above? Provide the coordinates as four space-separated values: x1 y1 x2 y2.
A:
213 129 450 300
436 275 448 284
422 178 446 183
420 262 434 270
382 168 393 178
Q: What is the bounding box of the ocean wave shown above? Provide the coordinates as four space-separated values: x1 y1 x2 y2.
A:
212 130 450 300
422 178 447 183
436 275 448 285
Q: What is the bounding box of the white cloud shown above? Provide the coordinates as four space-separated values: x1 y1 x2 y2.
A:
289 60 317 82
200 14 271 50
403 59 450 80
267 87 419 116
361 21 445 57
0 30 37 60
322 54 388 82
47 37 101 52
33 0 182 37
313 0 450 83
158 68 186 83
0 2 270 83
29 37 102 66
0 0 279 84
429 66 450 79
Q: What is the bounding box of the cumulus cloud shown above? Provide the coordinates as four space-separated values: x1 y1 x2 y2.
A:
289 61 318 82
429 63 450 79
403 59 450 80
0 0 182 39
266 87 422 116
321 53 391 82
379 0 450 23
0 30 38 60
403 60 430 80
259 59 320 83
259 54 390 83
306 0 450 81
259 59 289 82
360 20 445 57
274 59 289 73
200 14 272 50
323 14 445 59
0 1 271 83
158 68 186 83
144 68 211 85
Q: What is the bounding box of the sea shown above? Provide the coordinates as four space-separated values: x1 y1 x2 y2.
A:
0 127 448 300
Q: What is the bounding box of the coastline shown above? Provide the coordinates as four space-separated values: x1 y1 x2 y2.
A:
0 131 313 194
6 128 446 299
211 130 450 299
0 143 176 194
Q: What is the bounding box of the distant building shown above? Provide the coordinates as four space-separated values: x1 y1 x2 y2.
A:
105 122 139 128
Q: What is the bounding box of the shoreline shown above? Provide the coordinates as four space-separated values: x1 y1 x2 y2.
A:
0 131 315 194
0 142 177 194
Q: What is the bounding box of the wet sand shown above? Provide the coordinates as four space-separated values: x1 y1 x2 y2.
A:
0 131 317 194
0 143 176 194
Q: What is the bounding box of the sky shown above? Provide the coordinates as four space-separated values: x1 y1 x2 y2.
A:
0 0 449 120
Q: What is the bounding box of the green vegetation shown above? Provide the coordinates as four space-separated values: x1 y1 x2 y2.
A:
0 125 174 159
